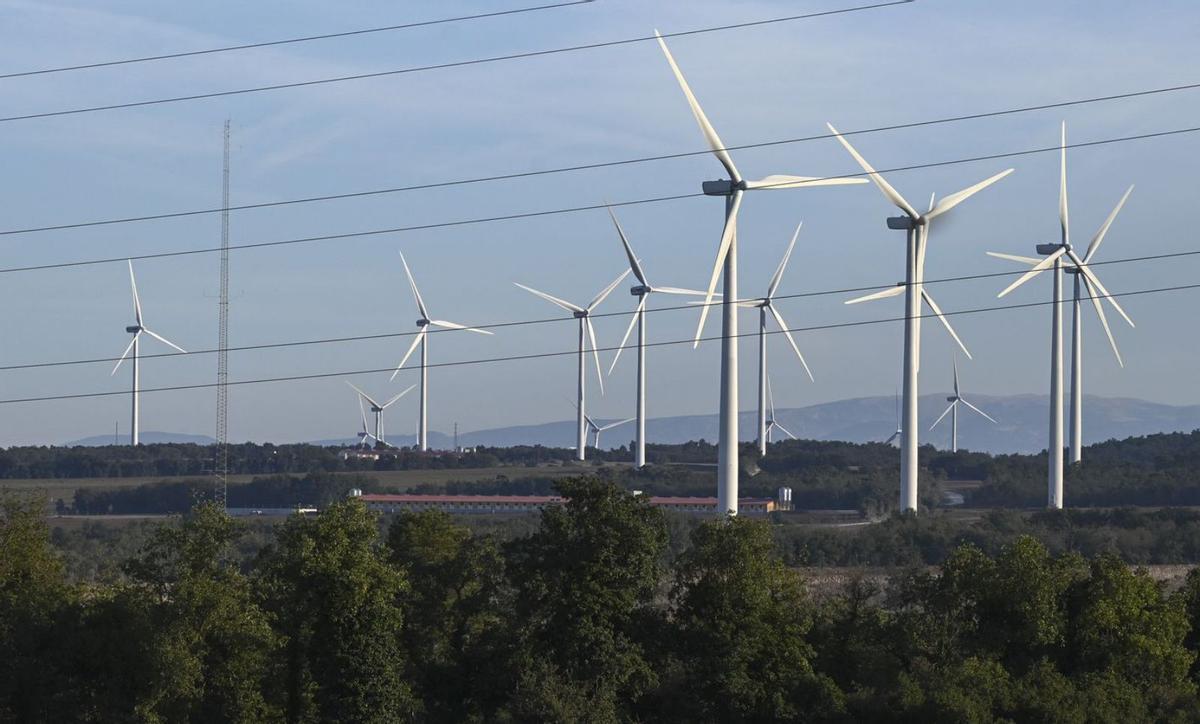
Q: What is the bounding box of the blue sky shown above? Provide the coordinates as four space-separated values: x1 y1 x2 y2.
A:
1 0 1198 446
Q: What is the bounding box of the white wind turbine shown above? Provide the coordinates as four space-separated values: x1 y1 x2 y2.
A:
606 205 708 468
355 397 379 449
929 358 996 453
763 375 798 446
391 252 493 451
826 123 1012 513
111 260 186 446
989 123 1134 507
346 381 415 448
655 31 866 515
516 268 630 461
585 414 636 451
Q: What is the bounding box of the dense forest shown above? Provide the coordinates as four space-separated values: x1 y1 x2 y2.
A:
5 479 1200 722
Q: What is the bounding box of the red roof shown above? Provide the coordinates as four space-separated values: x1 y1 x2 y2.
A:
360 494 770 506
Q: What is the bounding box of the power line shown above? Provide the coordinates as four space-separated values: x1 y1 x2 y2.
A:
0 123 1196 276
1 280 1195 406
1 248 1196 374
0 1 912 125
5 78 1200 237
0 1 595 81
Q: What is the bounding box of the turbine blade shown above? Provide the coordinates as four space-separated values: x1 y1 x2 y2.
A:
390 329 426 381
929 401 956 431
961 398 998 424
358 396 370 433
587 268 632 312
766 222 802 299
609 296 645 375
986 251 1042 266
111 334 138 375
768 305 814 382
345 380 380 409
694 190 742 346
652 286 708 296
142 328 186 354
1083 185 1134 263
382 384 417 409
586 318 604 395
845 284 905 305
922 289 972 359
953 357 960 397
514 282 583 313
127 259 143 326
607 205 647 286
884 431 900 445
399 251 429 320
774 422 798 441
767 373 776 419
1060 121 1070 246
601 417 636 431
654 31 740 182
1080 275 1124 367
1068 249 1134 327
825 122 917 218
923 168 1014 221
429 319 494 335
997 247 1066 298
743 174 867 190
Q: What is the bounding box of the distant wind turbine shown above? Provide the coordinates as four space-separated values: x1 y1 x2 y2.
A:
111 260 186 446
356 396 378 449
763 375 798 446
585 414 636 451
989 122 1134 508
826 123 1012 513
883 391 902 446
391 252 493 451
347 381 415 448
655 31 866 515
606 205 708 468
516 268 630 461
929 358 996 453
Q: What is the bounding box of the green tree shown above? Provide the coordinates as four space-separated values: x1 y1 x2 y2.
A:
258 500 416 723
505 478 668 722
387 511 511 722
665 517 843 722
120 502 279 722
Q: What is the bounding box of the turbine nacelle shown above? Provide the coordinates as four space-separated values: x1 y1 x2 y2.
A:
572 310 589 319
416 318 430 327
125 325 141 334
887 216 919 230
630 285 651 296
701 179 740 196
1036 242 1067 255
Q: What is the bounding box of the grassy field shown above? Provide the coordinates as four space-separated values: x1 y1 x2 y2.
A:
0 462 605 501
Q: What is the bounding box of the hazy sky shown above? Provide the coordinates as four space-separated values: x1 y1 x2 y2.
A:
1 0 1198 446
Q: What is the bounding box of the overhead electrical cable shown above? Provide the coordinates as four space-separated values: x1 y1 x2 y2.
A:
0 248 1195 373
3 79 1199 237
0 280 1194 406
0 124 1196 275
0 1 596 80
0 1 913 125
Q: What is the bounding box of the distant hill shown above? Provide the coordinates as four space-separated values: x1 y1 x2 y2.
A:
67 432 217 447
444 395 1200 455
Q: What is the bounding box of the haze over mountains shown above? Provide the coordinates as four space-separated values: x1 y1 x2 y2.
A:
65 395 1200 455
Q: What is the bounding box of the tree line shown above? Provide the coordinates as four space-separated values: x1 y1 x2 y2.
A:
6 479 1200 722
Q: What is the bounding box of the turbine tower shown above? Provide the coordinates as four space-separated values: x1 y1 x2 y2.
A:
655 31 866 515
391 252 493 451
346 381 415 448
516 269 630 461
606 205 707 468
112 260 186 446
826 123 1012 513
989 123 1134 507
929 358 996 453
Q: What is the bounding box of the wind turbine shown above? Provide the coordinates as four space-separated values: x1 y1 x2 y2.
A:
763 375 798 446
391 252 493 451
882 391 902 446
743 222 813 457
826 123 1012 513
585 414 636 451
346 381 415 448
356 397 379 449
111 260 186 446
929 358 996 453
516 268 630 461
655 31 866 516
989 122 1134 507
606 205 708 468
